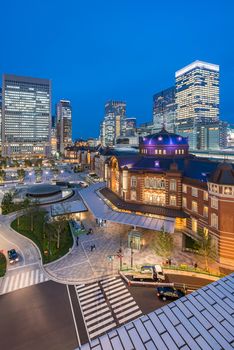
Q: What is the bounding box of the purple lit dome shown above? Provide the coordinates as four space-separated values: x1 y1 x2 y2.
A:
140 128 188 146
139 127 189 157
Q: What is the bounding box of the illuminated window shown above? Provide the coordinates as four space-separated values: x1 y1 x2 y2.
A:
203 227 208 237
145 178 149 188
170 179 177 191
131 176 137 188
192 187 198 197
182 184 187 193
211 213 218 229
170 195 176 206
192 201 198 212
211 197 218 209
182 197 187 208
130 190 137 201
203 191 208 201
192 218 197 233
203 206 208 217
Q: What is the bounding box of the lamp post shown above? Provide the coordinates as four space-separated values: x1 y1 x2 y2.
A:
130 239 134 269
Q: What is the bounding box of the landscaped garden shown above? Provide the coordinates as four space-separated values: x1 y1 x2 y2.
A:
0 252 6 277
11 208 73 263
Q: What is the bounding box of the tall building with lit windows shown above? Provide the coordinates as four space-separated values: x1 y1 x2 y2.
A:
56 99 72 154
175 60 219 125
100 100 126 146
2 74 51 158
153 86 176 132
0 87 2 149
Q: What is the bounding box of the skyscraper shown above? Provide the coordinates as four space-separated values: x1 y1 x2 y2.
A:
0 88 2 148
100 100 126 146
123 117 137 137
153 86 176 132
175 60 219 125
2 74 51 158
56 99 72 154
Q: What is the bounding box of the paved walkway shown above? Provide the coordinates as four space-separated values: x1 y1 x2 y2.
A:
45 212 199 284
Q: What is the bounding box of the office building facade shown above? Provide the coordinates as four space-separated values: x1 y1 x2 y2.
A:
0 88 2 149
100 100 126 146
123 117 137 137
2 74 51 158
175 60 219 126
153 86 176 132
56 99 72 154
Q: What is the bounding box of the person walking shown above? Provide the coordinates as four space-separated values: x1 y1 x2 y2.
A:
76 236 79 247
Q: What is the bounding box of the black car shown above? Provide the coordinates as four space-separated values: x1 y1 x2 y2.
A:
156 286 185 301
8 249 19 264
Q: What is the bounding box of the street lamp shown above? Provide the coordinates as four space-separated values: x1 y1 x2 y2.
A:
130 239 134 269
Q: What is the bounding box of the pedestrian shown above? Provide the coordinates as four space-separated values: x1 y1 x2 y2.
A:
76 236 79 247
90 244 93 252
93 244 96 251
194 262 198 269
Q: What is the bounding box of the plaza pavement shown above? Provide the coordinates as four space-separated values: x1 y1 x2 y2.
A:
44 213 197 284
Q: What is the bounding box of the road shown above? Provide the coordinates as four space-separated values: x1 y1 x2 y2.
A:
0 273 215 349
0 281 78 350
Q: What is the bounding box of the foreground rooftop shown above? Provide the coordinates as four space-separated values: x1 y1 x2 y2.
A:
78 273 234 350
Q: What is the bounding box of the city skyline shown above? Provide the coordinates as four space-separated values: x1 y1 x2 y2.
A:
1 0 234 138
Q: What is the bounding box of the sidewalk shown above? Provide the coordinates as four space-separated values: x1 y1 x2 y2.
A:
44 213 213 284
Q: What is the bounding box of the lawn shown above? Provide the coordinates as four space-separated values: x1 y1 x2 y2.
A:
0 252 7 277
11 211 73 264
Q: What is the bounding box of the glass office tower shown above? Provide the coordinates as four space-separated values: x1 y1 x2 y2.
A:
175 60 219 125
56 99 72 154
0 88 2 148
100 100 126 146
2 74 51 158
153 86 176 132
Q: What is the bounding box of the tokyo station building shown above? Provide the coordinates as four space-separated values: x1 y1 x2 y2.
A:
101 128 234 267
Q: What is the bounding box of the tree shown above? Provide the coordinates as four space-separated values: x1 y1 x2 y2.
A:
17 169 25 183
153 226 174 260
194 229 217 272
1 192 14 213
0 170 6 183
24 159 32 167
50 216 68 249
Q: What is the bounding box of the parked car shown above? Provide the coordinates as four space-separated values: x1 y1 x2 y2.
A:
156 286 185 301
140 265 165 281
8 249 19 264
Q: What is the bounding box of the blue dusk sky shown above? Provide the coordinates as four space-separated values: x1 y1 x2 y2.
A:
1 0 234 139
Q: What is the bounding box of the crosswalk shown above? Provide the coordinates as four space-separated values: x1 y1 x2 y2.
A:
0 268 49 295
75 277 142 340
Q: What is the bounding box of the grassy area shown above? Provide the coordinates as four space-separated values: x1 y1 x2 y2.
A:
11 211 73 263
0 252 7 277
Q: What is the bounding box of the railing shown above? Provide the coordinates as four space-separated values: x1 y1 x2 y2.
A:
120 263 224 278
